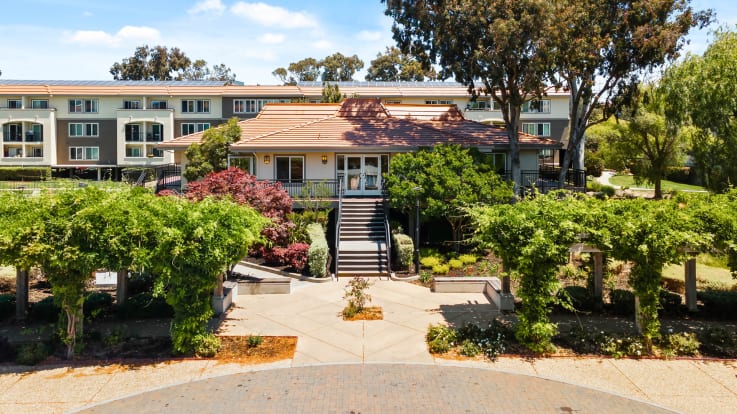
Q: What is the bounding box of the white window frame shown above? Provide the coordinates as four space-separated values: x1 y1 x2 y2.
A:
7 99 22 109
69 98 98 113
125 146 143 158
123 100 141 110
233 98 290 114
275 155 304 182
521 122 551 137
384 99 402 104
150 100 168 109
181 99 210 113
466 100 490 111
31 99 49 109
228 156 255 174
69 123 99 137
69 146 99 160
181 123 210 136
522 99 551 113
425 99 453 105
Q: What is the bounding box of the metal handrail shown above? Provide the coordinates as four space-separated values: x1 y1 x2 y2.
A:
334 178 344 280
382 180 392 276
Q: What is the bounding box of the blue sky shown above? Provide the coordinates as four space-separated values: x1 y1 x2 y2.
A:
0 0 734 85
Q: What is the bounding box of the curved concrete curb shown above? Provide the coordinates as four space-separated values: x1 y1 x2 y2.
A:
71 363 678 414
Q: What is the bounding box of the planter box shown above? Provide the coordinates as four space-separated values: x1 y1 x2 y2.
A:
234 276 291 295
212 281 237 315
432 276 514 311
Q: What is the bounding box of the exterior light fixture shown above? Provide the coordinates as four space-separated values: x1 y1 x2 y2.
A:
321 154 328 164
264 155 270 164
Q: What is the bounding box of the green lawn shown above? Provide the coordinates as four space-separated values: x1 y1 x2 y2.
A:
0 179 131 191
663 262 735 290
608 175 706 192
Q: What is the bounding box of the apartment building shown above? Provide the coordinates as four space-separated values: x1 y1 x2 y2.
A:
0 80 569 178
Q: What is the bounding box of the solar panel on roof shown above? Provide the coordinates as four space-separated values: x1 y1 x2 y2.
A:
0 79 228 86
296 80 466 88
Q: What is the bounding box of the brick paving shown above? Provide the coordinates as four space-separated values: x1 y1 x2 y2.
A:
73 364 676 414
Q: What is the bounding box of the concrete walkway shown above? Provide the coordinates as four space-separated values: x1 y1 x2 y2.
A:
0 280 736 413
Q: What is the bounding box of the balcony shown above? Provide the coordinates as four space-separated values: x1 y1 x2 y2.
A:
125 133 144 142
25 132 43 142
146 133 163 142
3 135 22 143
502 167 587 194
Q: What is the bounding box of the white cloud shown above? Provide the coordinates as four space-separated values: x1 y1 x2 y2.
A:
312 39 332 50
231 2 318 29
65 26 160 47
356 30 381 42
82 11 93 17
258 33 285 44
188 0 226 16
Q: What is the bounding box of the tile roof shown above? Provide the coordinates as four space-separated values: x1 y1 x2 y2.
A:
159 98 560 151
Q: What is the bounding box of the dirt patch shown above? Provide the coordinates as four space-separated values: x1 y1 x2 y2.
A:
342 306 383 321
215 336 297 364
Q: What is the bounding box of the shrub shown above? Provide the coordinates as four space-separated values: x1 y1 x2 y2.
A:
698 327 737 358
248 335 263 347
392 233 414 270
263 246 288 265
448 259 463 270
458 254 478 265
307 223 329 277
558 286 595 312
193 334 221 357
459 339 482 357
118 292 174 319
30 297 60 323
419 270 433 284
128 271 156 295
83 292 113 318
697 290 737 319
432 264 450 275
420 256 442 269
659 289 682 316
343 277 372 314
659 332 700 358
585 152 605 177
588 181 616 198
0 167 51 181
666 167 691 184
15 342 50 365
420 247 441 258
0 337 16 362
0 294 15 320
609 289 635 316
285 243 310 272
426 324 456 354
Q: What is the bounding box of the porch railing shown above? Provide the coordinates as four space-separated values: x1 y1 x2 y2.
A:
381 180 392 276
503 167 586 194
334 178 344 279
258 179 341 199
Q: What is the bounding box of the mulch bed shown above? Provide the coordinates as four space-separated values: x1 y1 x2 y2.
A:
342 306 383 321
215 336 297 363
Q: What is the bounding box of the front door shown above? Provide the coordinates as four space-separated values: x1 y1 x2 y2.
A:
341 155 384 196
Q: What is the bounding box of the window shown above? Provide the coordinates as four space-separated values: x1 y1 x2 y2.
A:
425 100 453 105
181 99 210 113
181 123 210 135
522 99 551 113
28 124 43 142
29 147 43 158
123 100 141 109
466 100 490 110
69 146 99 160
275 156 304 182
31 100 49 109
150 100 167 109
7 99 22 109
489 153 506 175
125 147 142 157
384 99 402 104
492 101 502 111
233 99 290 114
229 156 255 174
69 123 99 137
148 124 163 141
69 99 98 113
521 122 551 137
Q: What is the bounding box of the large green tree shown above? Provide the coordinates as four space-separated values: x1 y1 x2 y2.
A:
551 0 711 186
384 144 513 249
365 47 435 82
661 28 737 192
385 0 556 194
110 45 236 84
611 86 687 199
184 117 242 182
320 52 364 82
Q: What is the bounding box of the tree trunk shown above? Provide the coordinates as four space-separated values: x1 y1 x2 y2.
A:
116 268 129 306
654 178 663 199
15 268 29 320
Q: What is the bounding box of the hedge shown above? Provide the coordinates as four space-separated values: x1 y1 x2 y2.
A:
697 290 737 319
0 167 51 181
0 294 15 320
392 233 414 270
306 223 329 277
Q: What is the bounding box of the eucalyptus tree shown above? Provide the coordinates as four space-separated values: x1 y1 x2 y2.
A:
551 0 711 186
385 0 557 193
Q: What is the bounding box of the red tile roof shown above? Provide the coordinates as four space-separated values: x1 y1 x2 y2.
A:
158 98 560 151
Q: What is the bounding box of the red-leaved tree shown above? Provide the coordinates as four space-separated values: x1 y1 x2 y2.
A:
186 168 301 263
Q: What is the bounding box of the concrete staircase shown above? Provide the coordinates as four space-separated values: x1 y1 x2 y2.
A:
337 199 389 277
